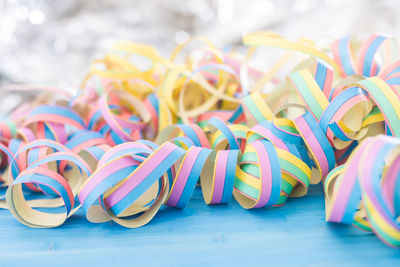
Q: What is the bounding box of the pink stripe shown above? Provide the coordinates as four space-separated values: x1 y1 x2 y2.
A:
357 139 398 228
71 138 106 153
358 145 400 244
20 167 74 207
357 82 398 136
295 116 330 177
224 55 264 78
114 115 146 130
86 144 111 160
27 151 92 177
197 111 233 122
190 124 210 148
104 142 177 207
23 114 84 129
371 61 379 76
332 40 347 77
322 67 334 98
332 95 369 122
17 127 35 142
385 72 400 80
330 87 342 100
99 96 135 141
233 187 257 202
328 141 371 222
79 157 137 202
381 154 400 214
240 160 257 164
252 141 272 208
36 122 45 139
251 124 289 151
210 151 228 204
379 61 400 80
272 121 301 138
281 169 306 189
167 147 202 206
357 35 378 74
98 142 150 166
326 94 369 144
0 125 11 139
48 122 68 144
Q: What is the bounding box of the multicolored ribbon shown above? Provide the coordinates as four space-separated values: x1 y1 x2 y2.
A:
325 135 400 247
0 32 399 248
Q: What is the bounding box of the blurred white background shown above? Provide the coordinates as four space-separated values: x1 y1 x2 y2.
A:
0 0 399 89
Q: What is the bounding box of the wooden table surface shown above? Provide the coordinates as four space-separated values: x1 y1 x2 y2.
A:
0 185 399 266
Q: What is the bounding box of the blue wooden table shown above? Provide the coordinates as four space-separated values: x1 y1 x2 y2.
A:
0 185 399 266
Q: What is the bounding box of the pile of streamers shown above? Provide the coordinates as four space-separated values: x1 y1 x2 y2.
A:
0 32 399 247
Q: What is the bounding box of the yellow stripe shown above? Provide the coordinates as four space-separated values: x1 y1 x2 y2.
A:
243 32 341 74
235 167 260 189
361 113 385 127
276 148 312 179
252 93 274 120
371 77 400 118
364 196 400 240
300 69 330 110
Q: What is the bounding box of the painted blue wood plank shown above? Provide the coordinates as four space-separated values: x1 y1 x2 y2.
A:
0 185 399 266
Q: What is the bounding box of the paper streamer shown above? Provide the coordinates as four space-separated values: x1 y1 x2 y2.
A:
325 135 400 247
0 32 399 248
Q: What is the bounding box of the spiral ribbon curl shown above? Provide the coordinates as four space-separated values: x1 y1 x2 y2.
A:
0 32 399 247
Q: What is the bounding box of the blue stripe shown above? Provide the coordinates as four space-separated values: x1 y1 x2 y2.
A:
177 124 201 147
81 165 137 213
147 93 159 114
101 147 152 164
27 148 40 165
341 176 361 224
44 124 56 140
86 146 107 161
259 120 302 145
261 140 281 206
394 172 400 217
110 147 185 215
319 87 366 141
228 105 243 124
339 36 356 76
362 36 387 77
315 61 327 90
171 136 195 148
220 149 239 203
66 131 103 150
17 173 72 214
28 153 91 176
88 110 102 130
386 77 400 85
30 105 86 128
110 130 126 144
176 148 212 208
336 140 358 163
369 143 398 221
208 117 239 150
137 140 159 150
303 112 336 172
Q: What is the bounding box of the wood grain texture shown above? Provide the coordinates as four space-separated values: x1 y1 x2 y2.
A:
0 185 399 266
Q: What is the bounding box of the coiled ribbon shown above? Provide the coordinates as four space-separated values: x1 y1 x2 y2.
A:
0 32 399 248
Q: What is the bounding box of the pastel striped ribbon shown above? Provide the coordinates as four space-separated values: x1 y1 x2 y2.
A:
0 32 399 249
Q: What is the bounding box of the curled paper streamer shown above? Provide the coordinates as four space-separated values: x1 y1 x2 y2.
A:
0 32 399 247
325 135 400 247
